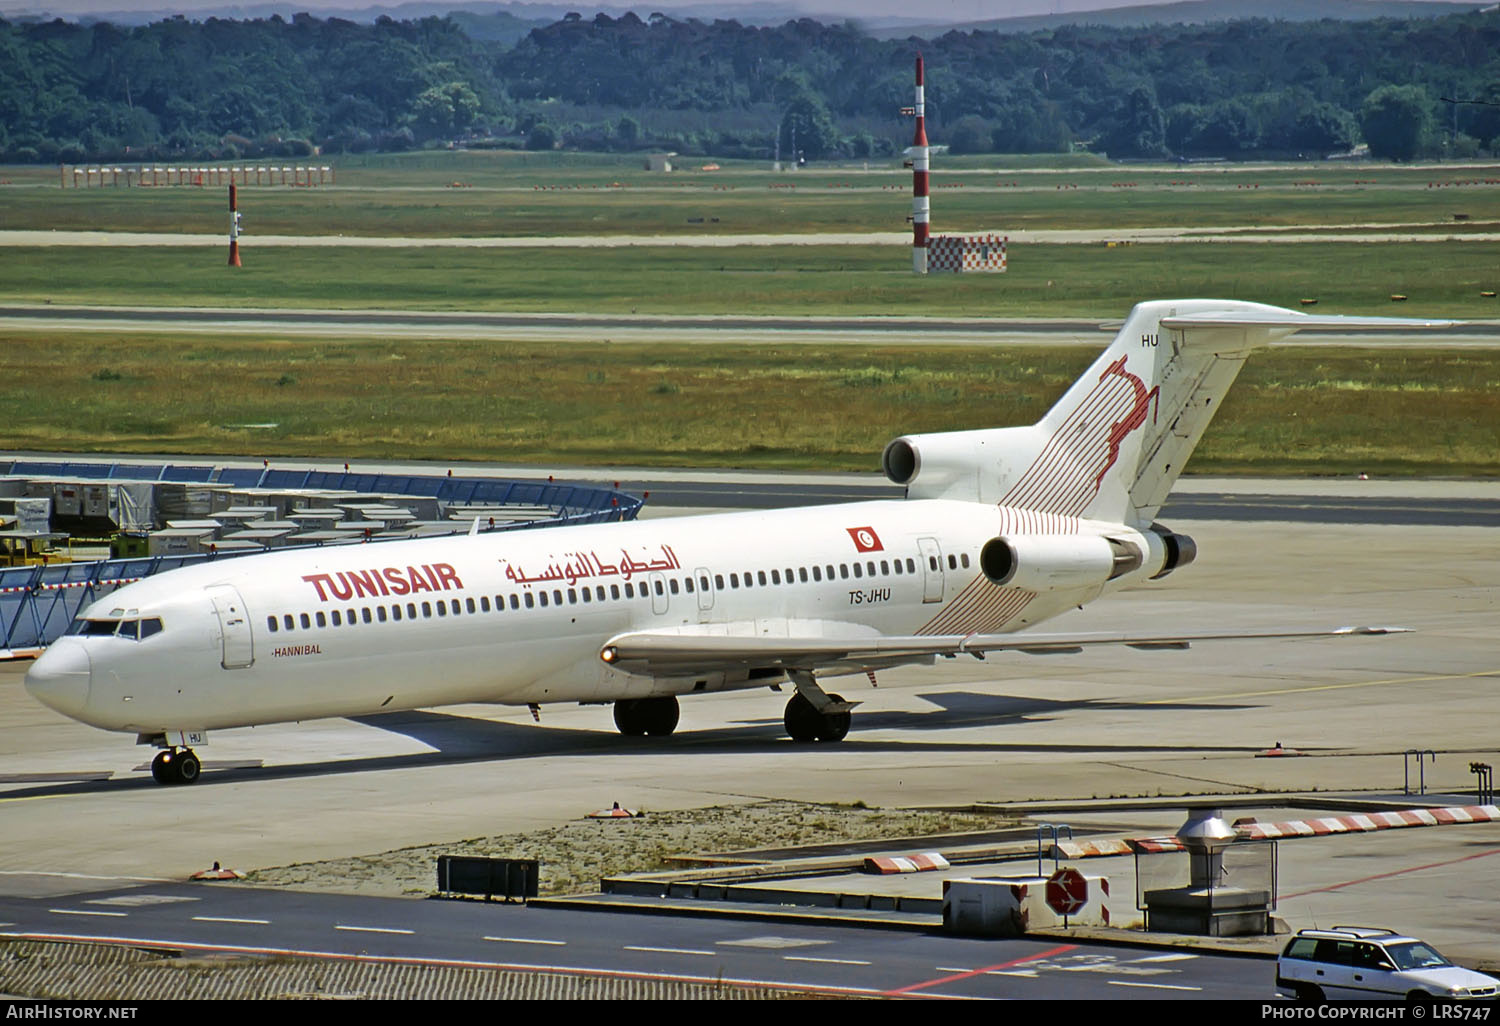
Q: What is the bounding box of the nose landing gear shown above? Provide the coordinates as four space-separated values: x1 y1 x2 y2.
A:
151 747 202 785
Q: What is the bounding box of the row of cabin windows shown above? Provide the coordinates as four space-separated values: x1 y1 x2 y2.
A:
263 550 974 634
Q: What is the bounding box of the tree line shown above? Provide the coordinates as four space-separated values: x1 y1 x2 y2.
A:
1 8 1496 165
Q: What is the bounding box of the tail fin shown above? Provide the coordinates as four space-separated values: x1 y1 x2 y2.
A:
884 300 1454 525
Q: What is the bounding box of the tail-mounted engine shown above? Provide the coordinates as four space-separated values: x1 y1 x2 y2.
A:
977 524 1196 593
979 534 1143 592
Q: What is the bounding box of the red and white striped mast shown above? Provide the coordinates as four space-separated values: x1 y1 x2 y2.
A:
227 183 242 267
911 52 930 274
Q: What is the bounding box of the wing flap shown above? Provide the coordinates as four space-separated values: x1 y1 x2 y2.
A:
599 625 1409 678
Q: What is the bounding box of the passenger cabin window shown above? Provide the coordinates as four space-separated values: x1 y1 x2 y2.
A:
283 614 294 631
267 616 278 632
315 611 326 628
300 613 311 629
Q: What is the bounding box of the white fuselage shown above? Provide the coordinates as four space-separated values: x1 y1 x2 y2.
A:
27 498 1151 736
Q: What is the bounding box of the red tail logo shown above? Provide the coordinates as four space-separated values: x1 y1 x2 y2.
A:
1094 356 1160 490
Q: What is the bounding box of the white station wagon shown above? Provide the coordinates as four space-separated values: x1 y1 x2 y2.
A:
1277 926 1500 1002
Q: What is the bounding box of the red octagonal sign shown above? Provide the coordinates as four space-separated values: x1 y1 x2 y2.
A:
1045 866 1088 916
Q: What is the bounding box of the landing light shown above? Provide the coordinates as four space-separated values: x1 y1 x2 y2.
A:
601 646 618 663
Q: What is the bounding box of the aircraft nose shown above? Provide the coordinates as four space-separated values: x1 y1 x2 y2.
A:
24 641 93 720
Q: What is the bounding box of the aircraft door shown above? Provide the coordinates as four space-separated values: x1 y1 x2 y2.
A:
648 571 669 615
917 537 945 604
206 584 254 669
694 566 714 613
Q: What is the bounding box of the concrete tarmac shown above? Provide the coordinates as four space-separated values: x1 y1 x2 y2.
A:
0 487 1496 964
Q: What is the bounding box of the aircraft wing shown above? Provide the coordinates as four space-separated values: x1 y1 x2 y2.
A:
598 624 1408 678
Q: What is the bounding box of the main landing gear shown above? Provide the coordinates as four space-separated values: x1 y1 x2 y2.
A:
613 696 680 737
783 669 857 743
151 747 201 785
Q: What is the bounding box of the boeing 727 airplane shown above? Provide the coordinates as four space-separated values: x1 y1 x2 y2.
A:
25 300 1448 784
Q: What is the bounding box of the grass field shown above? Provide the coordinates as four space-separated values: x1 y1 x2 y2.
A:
2 241 1496 317
4 332 1495 475
3 152 1496 475
3 155 1497 237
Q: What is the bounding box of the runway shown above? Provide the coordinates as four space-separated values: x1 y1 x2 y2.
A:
2 303 1498 347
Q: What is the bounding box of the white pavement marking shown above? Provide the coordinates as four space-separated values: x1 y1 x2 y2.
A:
482 936 566 946
49 908 127 917
334 925 414 935
87 894 199 906
1108 980 1202 991
192 916 271 925
1132 953 1199 963
718 935 828 949
783 955 873 966
624 945 716 956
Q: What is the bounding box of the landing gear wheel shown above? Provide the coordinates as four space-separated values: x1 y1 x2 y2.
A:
614 697 679 737
641 696 680 736
175 749 201 784
784 693 849 743
815 694 851 742
784 692 820 742
150 747 202 785
613 699 646 736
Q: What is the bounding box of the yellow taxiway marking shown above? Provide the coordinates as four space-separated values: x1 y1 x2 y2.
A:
1144 668 1500 706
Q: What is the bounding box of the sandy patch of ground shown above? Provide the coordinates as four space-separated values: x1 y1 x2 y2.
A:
243 800 1005 897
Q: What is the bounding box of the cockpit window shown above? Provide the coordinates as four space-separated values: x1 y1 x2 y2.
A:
67 617 164 640
71 619 123 636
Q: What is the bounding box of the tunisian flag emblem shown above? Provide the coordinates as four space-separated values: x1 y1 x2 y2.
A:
846 526 883 553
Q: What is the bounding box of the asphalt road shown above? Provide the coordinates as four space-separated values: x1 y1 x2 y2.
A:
2 303 1497 346
0 875 1269 999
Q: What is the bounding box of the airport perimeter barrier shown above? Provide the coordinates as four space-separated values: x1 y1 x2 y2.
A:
0 459 643 657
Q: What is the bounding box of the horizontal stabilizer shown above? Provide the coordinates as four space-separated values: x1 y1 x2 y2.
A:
1160 311 1458 332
